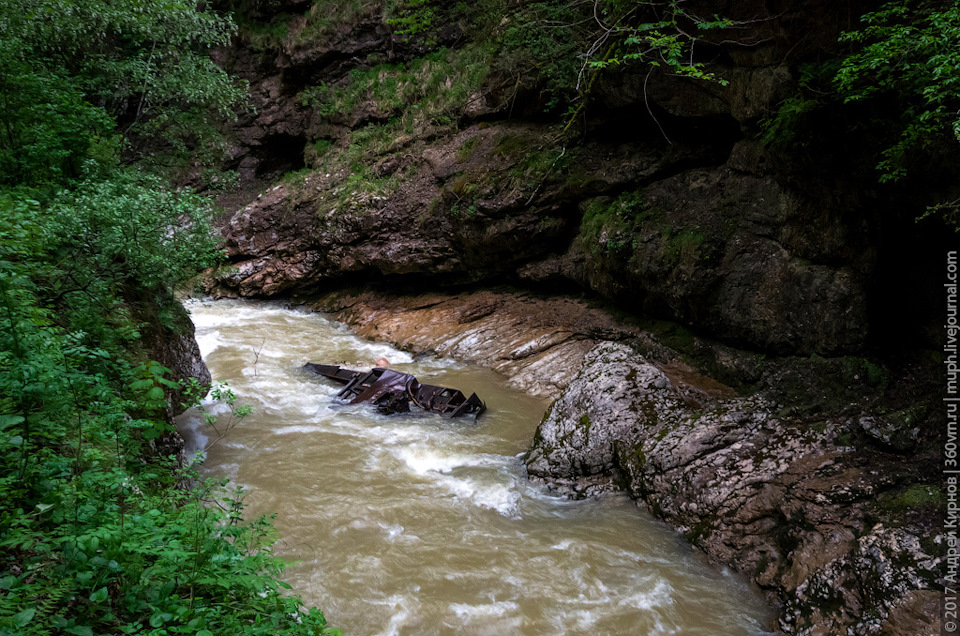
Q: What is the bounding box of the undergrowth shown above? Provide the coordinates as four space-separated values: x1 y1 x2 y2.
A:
300 44 494 132
0 191 338 635
0 2 337 632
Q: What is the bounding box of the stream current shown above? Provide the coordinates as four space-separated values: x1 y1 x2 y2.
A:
177 300 774 635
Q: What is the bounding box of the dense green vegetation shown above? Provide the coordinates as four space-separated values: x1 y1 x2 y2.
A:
0 0 246 188
381 0 958 201
290 0 732 125
0 0 336 633
763 0 959 223
836 1 960 184
234 0 957 209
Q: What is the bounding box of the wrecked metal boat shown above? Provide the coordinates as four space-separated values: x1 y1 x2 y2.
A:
303 363 486 418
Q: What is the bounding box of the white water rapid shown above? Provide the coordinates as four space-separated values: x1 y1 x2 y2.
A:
177 299 775 635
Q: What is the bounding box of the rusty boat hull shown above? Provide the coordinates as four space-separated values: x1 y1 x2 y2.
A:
303 363 486 418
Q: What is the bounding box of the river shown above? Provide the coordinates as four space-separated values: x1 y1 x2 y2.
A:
177 299 775 635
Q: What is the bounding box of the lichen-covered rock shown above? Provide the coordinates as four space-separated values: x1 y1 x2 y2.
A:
526 343 678 479
858 408 923 453
525 341 940 635
784 525 940 635
538 166 871 355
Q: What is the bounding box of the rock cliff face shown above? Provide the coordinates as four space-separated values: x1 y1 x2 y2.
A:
526 342 937 635
203 0 953 357
138 299 212 461
198 1 947 634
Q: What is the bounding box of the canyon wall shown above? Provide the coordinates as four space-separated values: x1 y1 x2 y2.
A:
205 0 950 356
197 1 949 633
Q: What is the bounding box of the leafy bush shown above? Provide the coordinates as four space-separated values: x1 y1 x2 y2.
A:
836 1 960 183
0 187 338 634
0 0 246 187
0 0 337 631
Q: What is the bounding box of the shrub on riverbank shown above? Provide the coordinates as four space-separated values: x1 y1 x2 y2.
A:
0 0 337 632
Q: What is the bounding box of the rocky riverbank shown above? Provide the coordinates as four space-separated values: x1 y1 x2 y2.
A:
194 1 949 632
297 288 940 635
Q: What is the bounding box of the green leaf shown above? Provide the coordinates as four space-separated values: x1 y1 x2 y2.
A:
0 415 24 431
64 627 94 636
89 587 108 603
12 609 35 628
149 612 173 628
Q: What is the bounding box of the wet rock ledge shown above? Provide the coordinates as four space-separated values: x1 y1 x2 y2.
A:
306 288 940 636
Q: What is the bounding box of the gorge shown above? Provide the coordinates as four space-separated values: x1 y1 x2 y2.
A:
178 299 777 633
0 0 949 634
188 1 950 633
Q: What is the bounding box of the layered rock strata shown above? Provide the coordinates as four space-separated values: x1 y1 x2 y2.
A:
199 0 950 358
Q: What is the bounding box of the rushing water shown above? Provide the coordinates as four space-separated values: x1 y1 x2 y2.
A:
177 299 774 635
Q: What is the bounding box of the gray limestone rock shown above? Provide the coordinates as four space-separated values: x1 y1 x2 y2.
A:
525 341 938 635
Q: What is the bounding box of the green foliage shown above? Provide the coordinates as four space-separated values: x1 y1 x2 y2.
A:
302 45 493 130
295 0 379 47
449 202 477 218
298 0 732 129
233 8 292 51
580 189 652 254
664 228 706 265
761 3 960 227
836 1 960 183
0 0 246 187
0 188 338 633
0 1 334 632
876 484 940 514
496 0 593 113
232 0 381 51
496 0 731 124
386 0 442 45
49 171 224 295
313 139 334 156
456 136 482 163
760 95 820 149
587 1 731 85
336 168 400 213
281 168 315 186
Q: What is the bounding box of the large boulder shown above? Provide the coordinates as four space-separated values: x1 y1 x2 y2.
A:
525 342 938 635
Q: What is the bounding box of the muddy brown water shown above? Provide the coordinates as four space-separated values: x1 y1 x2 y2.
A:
177 300 775 635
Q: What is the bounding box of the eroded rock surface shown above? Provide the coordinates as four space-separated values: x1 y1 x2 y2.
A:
139 299 212 464
525 342 939 636
211 125 874 356
196 0 931 358
311 290 644 399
